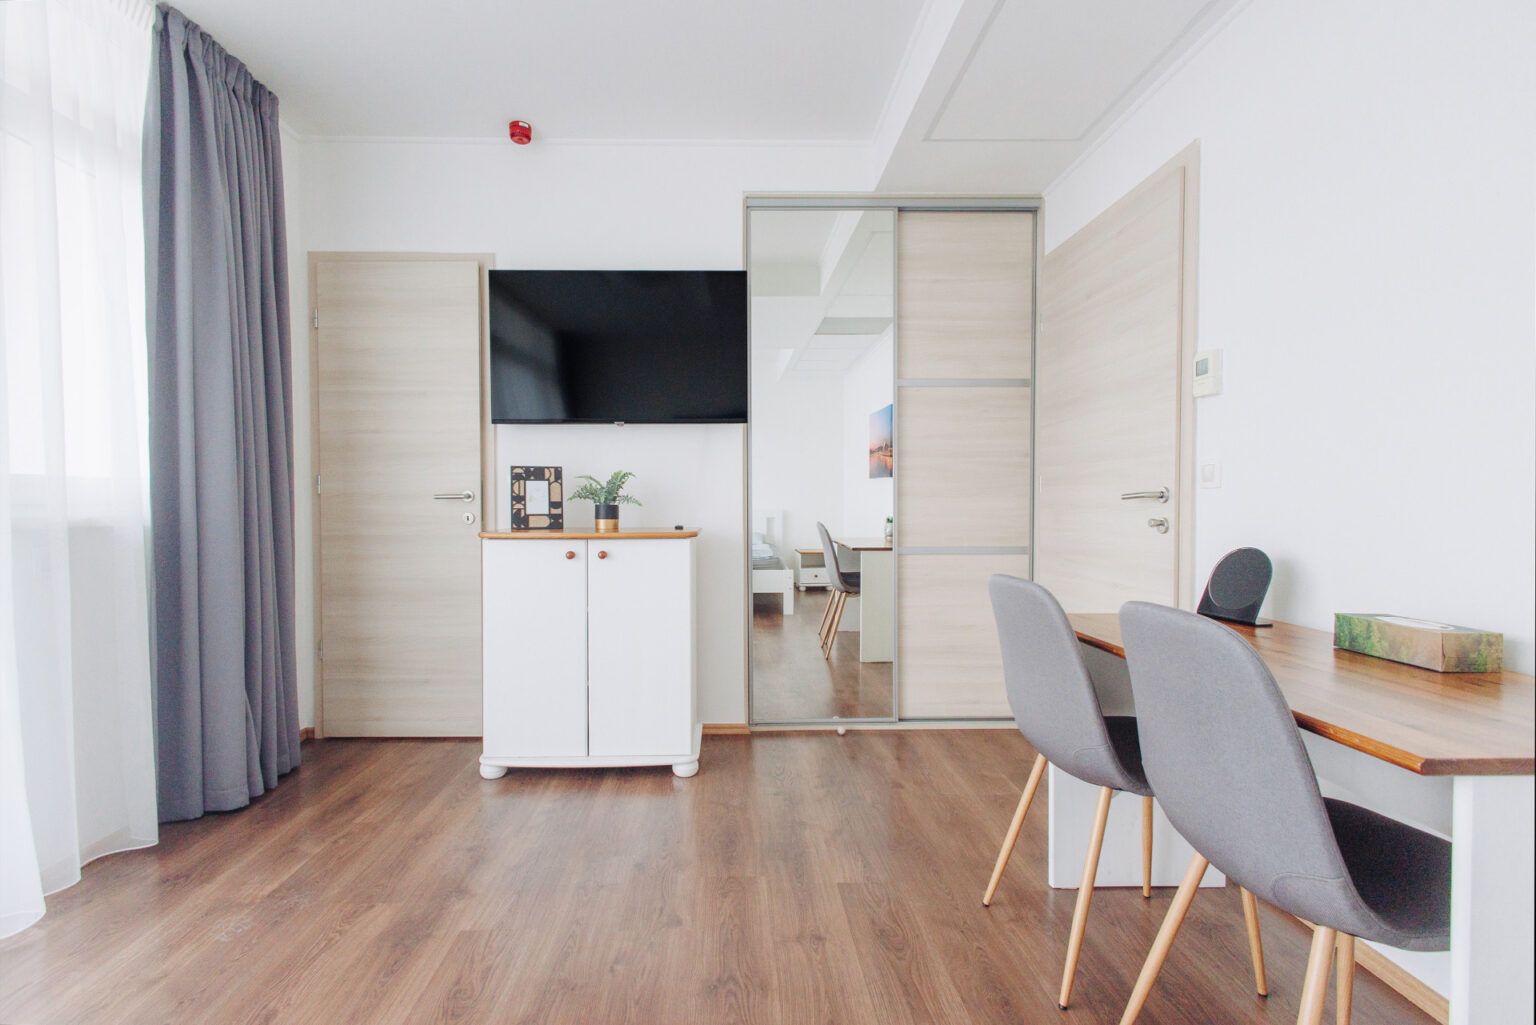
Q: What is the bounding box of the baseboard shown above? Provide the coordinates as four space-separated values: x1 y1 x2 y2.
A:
702 723 751 736
1354 940 1449 1024
299 727 315 743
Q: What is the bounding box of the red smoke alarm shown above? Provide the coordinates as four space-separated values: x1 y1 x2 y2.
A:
508 120 533 145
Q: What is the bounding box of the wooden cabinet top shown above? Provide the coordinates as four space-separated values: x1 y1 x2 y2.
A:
480 529 699 540
1069 613 1535 777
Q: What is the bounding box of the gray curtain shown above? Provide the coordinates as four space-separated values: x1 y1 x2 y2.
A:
144 4 299 822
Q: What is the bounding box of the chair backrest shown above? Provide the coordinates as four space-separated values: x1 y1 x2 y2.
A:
816 522 851 592
988 576 1141 792
1119 602 1354 915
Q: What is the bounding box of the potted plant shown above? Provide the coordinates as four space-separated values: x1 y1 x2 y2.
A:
570 470 642 533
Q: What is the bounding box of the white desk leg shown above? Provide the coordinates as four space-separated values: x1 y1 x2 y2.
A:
1047 766 1225 889
857 550 894 663
1450 775 1535 1025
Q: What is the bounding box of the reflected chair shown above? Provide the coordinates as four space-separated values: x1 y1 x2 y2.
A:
985 576 1268 1010
1118 602 1451 1025
816 522 860 659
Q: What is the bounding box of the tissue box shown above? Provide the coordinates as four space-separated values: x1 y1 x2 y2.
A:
1334 613 1503 673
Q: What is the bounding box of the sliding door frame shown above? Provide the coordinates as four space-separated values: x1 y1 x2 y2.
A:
743 195 1041 729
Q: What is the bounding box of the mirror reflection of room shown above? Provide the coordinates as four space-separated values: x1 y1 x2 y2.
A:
749 209 895 724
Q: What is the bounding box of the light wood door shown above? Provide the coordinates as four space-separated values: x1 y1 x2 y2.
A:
482 540 587 756
1035 158 1193 612
896 210 1034 719
316 258 483 736
587 539 696 757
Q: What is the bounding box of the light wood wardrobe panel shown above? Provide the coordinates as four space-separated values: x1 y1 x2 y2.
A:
897 212 1034 379
896 386 1032 548
898 555 1029 719
895 209 1034 719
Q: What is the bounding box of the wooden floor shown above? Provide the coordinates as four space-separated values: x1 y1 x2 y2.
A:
0 734 1434 1025
751 588 893 721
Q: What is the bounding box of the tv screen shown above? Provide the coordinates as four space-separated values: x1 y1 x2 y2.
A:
489 270 748 424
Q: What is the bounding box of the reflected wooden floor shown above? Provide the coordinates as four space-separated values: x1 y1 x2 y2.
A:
0 735 1434 1025
752 588 893 721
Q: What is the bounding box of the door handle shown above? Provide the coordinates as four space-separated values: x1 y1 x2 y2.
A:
432 490 476 502
1120 488 1170 503
1148 517 1170 534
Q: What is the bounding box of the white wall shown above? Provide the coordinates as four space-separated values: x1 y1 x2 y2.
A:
1042 0 1536 995
1045 0 1536 675
841 332 895 536
294 137 873 726
750 357 844 554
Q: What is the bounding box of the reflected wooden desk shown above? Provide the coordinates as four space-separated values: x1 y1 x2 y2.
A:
832 537 893 663
1067 612 1534 1024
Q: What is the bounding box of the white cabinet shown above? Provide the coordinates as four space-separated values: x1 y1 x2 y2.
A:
480 535 699 778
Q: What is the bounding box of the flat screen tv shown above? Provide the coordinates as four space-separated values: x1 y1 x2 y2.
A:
489 270 748 424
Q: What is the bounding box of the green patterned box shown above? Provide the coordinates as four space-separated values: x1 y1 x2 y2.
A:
1333 613 1503 673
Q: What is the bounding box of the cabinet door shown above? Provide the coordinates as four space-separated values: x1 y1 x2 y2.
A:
587 540 695 757
483 541 588 756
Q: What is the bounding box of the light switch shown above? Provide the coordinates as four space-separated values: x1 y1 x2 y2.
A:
1199 462 1222 489
1193 349 1223 397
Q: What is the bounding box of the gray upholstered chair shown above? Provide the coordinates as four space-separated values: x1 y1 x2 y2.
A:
986 576 1267 1009
1117 601 1452 1025
815 522 860 659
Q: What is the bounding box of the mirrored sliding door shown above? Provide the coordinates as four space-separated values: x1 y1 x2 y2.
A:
747 207 897 724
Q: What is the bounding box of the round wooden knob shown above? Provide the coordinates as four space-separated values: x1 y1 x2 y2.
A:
597 550 609 560
564 550 576 560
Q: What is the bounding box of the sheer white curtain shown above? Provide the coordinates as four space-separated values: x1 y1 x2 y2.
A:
0 0 157 938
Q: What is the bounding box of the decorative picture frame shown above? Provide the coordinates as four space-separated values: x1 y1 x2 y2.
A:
868 403 893 479
508 466 564 529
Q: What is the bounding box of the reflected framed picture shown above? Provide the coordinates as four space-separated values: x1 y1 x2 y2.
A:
868 404 893 479
509 466 563 529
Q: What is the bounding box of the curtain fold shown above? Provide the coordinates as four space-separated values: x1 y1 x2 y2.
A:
144 4 298 822
0 0 159 938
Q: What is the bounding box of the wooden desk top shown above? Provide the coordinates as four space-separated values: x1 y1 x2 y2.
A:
480 529 699 540
1068 613 1535 777
833 536 893 552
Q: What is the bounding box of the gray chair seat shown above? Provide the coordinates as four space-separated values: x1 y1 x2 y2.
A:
1103 716 1150 797
1325 798 1451 950
840 572 861 589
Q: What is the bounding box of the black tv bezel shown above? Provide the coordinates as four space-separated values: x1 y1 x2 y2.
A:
488 268 747 426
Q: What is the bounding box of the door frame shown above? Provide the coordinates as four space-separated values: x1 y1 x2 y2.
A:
306 251 492 738
741 195 1042 728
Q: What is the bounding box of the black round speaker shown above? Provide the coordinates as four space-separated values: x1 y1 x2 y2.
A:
1197 547 1272 625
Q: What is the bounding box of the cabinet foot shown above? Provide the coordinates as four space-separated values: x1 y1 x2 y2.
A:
479 763 509 780
672 759 699 778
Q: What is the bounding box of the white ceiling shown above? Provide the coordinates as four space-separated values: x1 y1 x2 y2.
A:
751 210 894 378
175 0 1243 188
171 0 928 139
876 0 1242 191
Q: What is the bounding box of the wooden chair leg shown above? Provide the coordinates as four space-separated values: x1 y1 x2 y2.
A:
1335 934 1355 1025
1240 887 1269 996
1296 926 1337 1025
1141 795 1154 898
821 592 844 657
1059 786 1114 1009
829 592 849 653
982 754 1047 906
819 591 840 643
1118 853 1209 1025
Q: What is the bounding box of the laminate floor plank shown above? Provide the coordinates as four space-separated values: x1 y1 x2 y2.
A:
0 734 1437 1025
